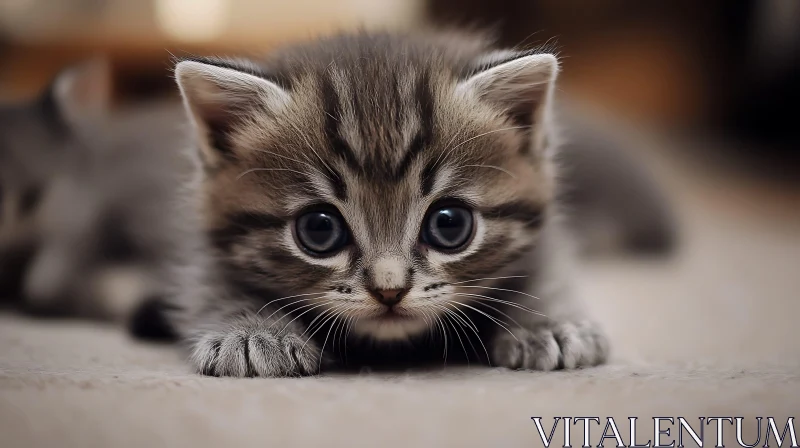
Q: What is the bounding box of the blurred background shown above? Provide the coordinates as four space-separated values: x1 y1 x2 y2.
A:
1 0 798 214
1 0 798 177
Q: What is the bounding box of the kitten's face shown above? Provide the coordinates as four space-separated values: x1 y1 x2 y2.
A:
177 36 558 340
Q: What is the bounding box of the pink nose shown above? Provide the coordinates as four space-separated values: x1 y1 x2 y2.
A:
369 288 408 307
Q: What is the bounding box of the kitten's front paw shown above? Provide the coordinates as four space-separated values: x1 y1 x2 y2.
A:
490 320 608 371
192 324 320 378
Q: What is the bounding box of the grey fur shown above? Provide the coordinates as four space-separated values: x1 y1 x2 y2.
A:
168 30 611 377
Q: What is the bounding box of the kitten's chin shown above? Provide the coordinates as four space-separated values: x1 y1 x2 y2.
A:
351 315 429 341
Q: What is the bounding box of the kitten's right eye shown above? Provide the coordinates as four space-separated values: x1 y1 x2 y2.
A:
294 208 349 256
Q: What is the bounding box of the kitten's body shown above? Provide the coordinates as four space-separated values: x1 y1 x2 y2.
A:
168 31 610 376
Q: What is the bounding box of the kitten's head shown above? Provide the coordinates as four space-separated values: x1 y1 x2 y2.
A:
176 32 559 340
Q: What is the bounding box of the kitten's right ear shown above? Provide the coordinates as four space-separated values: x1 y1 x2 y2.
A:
174 60 290 168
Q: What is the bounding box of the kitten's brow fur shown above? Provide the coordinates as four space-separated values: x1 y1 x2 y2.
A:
169 31 609 376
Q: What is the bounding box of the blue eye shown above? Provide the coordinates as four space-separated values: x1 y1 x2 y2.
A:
295 209 348 255
422 204 474 251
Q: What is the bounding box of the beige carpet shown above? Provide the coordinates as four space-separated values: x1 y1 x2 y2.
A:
1 135 799 447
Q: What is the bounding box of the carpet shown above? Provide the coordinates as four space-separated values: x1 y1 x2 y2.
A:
1 133 798 447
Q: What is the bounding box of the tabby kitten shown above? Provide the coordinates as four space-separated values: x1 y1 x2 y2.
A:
169 31 609 376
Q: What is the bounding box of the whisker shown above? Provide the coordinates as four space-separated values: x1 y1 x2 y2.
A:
444 302 491 365
441 314 451 365
434 303 478 334
285 120 340 182
418 309 436 344
453 292 545 316
253 149 328 178
440 125 531 167
315 306 350 371
449 301 518 341
449 275 529 285
468 300 525 330
439 310 470 366
454 285 540 300
434 304 483 364
433 313 448 363
458 164 517 179
301 304 348 352
258 293 328 320
236 167 311 181
431 120 470 169
339 313 356 363
303 306 336 336
275 301 334 334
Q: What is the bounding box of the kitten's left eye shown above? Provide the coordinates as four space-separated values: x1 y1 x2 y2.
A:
421 202 474 252
295 208 349 256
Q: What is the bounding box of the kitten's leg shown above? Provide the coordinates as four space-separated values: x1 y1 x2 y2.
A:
181 303 322 378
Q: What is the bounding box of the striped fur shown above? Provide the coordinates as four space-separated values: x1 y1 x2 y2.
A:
170 31 608 376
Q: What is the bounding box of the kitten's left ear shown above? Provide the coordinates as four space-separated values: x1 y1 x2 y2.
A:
458 51 559 152
174 60 290 169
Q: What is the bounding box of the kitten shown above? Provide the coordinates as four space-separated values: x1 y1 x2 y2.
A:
0 61 98 301
0 60 189 335
167 31 610 376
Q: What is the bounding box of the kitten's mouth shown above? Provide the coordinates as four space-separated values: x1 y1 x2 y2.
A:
353 308 429 340
374 308 412 321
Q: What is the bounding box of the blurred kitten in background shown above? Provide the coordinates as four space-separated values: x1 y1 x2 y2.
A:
0 61 100 303
0 60 190 338
557 105 677 256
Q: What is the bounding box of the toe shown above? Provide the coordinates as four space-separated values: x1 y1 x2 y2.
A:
282 334 319 376
216 334 249 377
490 332 523 369
248 333 290 377
521 328 560 371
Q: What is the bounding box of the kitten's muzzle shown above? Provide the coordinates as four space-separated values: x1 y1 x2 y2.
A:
368 288 408 307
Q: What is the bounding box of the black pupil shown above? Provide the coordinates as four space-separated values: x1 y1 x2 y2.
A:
300 212 341 252
429 207 471 248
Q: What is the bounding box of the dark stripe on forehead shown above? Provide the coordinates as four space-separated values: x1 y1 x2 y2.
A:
321 74 361 173
482 201 544 229
420 159 438 197
394 71 435 180
394 132 425 180
415 69 435 133
328 166 348 201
